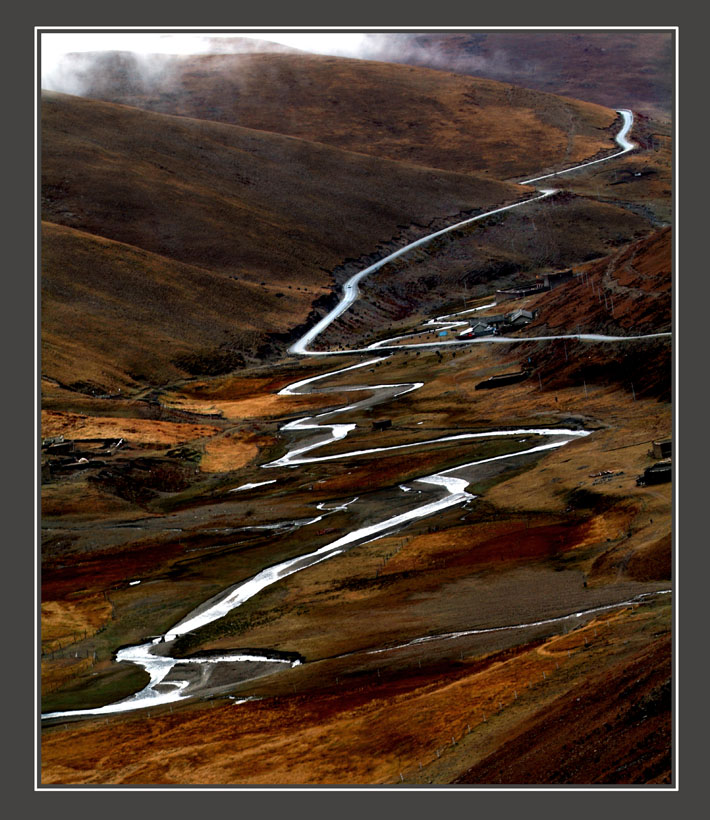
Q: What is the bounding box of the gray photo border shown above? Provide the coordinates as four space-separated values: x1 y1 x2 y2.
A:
17 0 698 813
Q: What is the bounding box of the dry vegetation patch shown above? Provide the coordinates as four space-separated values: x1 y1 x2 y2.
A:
41 596 113 654
41 409 220 446
41 595 114 696
41 480 139 520
162 391 338 423
199 433 262 473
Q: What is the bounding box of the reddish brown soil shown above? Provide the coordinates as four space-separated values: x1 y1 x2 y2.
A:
591 532 672 584
454 634 672 784
42 538 187 601
527 227 672 336
493 226 672 401
40 605 671 785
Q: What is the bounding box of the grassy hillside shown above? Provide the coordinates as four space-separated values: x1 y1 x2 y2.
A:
61 51 619 179
40 56 632 390
42 90 531 388
498 226 672 401
314 191 654 352
41 221 294 388
526 226 672 336
43 90 534 274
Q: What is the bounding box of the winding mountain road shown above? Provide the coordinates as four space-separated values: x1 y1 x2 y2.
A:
42 108 671 722
291 109 640 357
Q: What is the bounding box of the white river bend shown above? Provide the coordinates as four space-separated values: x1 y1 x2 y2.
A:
42 109 671 721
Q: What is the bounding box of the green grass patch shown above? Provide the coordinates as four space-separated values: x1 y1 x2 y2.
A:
42 662 149 714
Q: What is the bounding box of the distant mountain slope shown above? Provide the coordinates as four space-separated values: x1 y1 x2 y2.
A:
41 91 530 388
56 52 619 180
355 31 673 122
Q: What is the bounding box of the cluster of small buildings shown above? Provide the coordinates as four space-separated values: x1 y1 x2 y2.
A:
457 269 578 338
459 308 537 339
636 439 672 486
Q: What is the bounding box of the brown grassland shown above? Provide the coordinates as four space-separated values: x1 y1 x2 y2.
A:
73 52 617 178
40 50 672 786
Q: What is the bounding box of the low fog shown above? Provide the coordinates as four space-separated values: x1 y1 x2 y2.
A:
39 30 673 121
40 31 533 98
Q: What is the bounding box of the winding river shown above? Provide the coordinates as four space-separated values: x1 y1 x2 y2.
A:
42 109 670 721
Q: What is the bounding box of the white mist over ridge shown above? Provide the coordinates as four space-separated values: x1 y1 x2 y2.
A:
39 31 507 97
39 31 375 93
